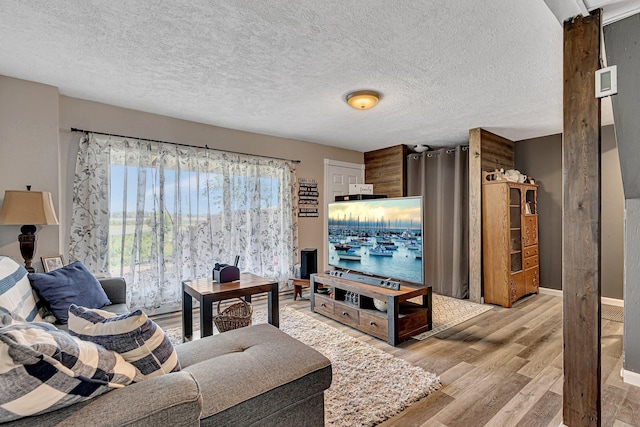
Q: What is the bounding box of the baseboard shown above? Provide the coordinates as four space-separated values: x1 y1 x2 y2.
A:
602 296 624 307
538 287 624 307
621 368 640 387
539 287 563 297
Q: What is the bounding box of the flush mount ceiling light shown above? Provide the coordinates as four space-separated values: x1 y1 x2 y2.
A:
414 144 429 153
346 90 381 110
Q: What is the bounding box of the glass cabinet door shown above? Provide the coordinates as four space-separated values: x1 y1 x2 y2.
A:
509 188 522 273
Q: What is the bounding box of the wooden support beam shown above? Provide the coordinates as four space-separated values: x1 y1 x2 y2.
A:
469 128 482 303
469 128 515 304
562 9 601 427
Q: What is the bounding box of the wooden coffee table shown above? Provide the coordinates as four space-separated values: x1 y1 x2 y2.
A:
182 273 279 342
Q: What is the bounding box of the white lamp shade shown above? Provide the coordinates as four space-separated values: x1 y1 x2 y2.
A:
0 190 59 225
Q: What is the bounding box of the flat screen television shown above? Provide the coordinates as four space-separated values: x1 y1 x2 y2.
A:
327 196 424 285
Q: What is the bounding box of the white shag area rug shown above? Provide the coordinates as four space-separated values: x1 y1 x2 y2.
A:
410 293 493 340
166 305 441 427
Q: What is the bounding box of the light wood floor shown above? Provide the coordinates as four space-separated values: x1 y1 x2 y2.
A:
153 292 639 427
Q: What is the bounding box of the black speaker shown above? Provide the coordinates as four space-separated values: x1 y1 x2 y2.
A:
300 248 317 279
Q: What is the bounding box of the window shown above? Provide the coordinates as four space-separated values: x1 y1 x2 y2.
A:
70 134 297 312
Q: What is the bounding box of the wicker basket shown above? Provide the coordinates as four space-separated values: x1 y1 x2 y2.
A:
213 298 253 333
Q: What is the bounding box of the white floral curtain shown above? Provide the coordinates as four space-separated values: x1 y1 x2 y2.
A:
70 134 298 312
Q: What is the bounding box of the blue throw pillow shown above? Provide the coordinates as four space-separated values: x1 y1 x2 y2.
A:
28 261 111 324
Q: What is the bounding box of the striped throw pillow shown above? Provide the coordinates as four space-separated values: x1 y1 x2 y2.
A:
0 256 42 322
0 321 139 423
68 305 181 379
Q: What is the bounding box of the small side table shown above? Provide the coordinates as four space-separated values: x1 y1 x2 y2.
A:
182 273 279 342
290 278 310 301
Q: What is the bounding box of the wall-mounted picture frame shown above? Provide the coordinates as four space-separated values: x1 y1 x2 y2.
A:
41 255 65 272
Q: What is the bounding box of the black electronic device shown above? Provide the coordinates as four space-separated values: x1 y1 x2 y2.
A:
300 248 317 279
328 269 401 290
213 256 240 283
334 194 387 202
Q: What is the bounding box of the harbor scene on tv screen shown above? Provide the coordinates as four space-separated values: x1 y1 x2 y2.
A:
328 197 423 284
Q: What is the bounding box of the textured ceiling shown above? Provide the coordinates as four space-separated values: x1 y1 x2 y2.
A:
0 1 613 151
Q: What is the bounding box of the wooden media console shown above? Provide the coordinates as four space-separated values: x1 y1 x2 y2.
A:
310 272 432 346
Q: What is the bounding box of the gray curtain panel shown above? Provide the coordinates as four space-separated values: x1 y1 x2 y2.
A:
407 146 469 298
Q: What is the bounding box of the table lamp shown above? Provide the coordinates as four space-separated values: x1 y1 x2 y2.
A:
0 187 59 272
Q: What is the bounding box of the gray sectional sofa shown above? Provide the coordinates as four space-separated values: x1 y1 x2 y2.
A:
4 276 332 426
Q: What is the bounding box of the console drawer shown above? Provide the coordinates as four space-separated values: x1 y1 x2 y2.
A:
314 295 334 316
359 311 388 339
333 301 359 326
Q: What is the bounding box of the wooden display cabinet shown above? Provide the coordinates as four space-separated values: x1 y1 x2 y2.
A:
310 273 432 345
482 171 539 307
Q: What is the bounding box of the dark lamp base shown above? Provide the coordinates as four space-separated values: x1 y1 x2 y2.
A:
18 225 37 273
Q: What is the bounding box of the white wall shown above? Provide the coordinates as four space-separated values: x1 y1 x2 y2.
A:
0 76 61 271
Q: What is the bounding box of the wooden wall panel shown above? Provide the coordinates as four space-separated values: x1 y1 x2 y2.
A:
480 130 515 171
562 10 602 427
364 144 409 198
